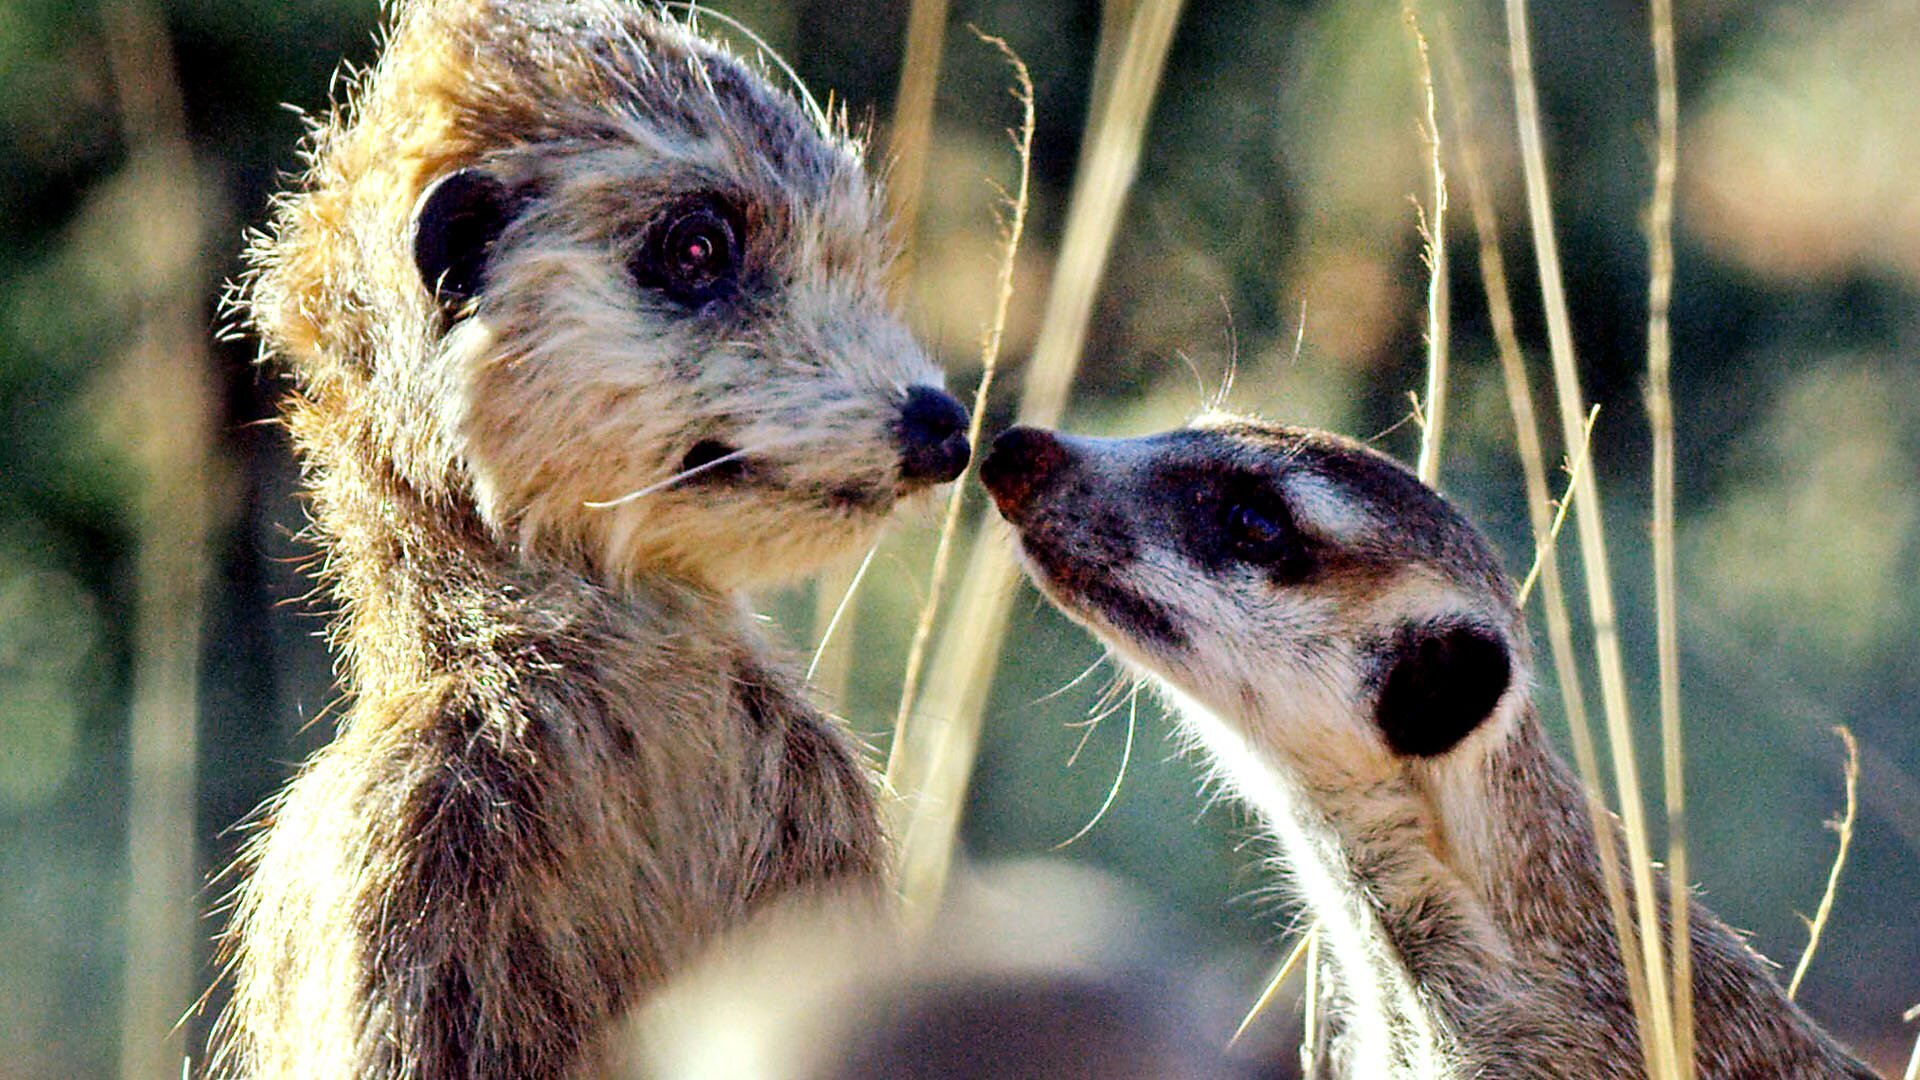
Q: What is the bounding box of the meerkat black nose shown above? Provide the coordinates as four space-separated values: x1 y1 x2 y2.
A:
979 426 1069 519
897 386 972 485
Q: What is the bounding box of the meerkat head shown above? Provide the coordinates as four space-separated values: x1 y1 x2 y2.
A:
979 415 1530 774
247 0 968 589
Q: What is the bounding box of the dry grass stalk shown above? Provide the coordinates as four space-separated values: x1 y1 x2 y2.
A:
1301 929 1325 1076
1230 929 1314 1050
1514 405 1598 609
806 545 880 683
891 0 1189 913
1644 1 1692 1070
1444 30 1658 1058
883 0 953 271
99 3 223 1077
1234 11 1452 1049
806 564 861 706
1904 1004 1920 1080
810 0 956 706
1405 6 1450 488
1786 727 1860 1001
1501 0 1679 1075
887 33 1035 781
1433 20 1655 1052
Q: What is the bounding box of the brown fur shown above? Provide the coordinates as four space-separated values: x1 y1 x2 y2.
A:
982 417 1880 1079
213 2 948 1076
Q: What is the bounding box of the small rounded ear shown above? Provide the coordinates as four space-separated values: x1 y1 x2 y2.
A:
1372 622 1512 758
411 168 514 313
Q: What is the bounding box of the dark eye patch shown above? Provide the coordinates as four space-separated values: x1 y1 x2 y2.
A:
629 194 748 307
1153 464 1314 584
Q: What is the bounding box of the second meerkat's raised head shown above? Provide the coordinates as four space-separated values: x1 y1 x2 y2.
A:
982 417 1524 771
981 417 1878 1078
251 0 968 590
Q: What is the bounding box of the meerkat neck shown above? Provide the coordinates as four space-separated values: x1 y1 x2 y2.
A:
1184 689 1874 1079
292 406 730 703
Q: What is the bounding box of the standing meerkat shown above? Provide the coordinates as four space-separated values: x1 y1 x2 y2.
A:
214 2 971 1077
979 418 1880 1079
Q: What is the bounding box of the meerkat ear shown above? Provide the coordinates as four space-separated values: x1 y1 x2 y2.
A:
412 168 515 313
1372 622 1512 758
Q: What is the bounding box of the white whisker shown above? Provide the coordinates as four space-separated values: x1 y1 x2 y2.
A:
1031 650 1112 708
1054 685 1139 850
807 543 880 682
582 434 812 510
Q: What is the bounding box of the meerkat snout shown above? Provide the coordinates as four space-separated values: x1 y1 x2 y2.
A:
979 425 1071 520
896 385 972 485
982 419 1524 761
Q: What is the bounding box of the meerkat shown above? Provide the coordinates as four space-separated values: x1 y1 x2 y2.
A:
979 418 1881 1079
213 2 971 1077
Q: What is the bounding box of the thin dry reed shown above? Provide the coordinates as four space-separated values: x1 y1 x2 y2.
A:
1513 405 1598 610
1235 11 1453 1049
1644 0 1692 1071
890 0 1189 913
1429 27 1645 1039
883 0 953 267
1786 727 1860 1001
1904 1004 1920 1080
1503 0 1679 1074
809 0 956 706
1301 929 1325 1075
1230 928 1313 1050
888 33 1035 781
1406 6 1449 488
100 3 224 1078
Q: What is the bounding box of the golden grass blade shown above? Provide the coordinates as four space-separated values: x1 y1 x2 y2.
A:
883 0 953 278
1301 928 1324 1075
1225 12 1449 1052
812 0 955 701
1502 0 1677 1075
1645 0 1690 1070
100 4 226 1077
891 0 1188 913
807 544 881 684
1405 6 1450 488
1229 926 1315 1050
1903 1003 1920 1080
1435 17 1654 1064
808 563 860 706
1786 727 1861 1001
1514 405 1598 609
888 33 1035 783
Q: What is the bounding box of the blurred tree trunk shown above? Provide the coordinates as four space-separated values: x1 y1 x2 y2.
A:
100 3 228 1077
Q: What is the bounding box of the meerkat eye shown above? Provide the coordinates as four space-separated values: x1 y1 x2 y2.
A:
634 198 743 306
1221 497 1310 579
1226 502 1286 556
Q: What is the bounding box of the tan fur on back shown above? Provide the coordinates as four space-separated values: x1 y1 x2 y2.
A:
214 3 942 1076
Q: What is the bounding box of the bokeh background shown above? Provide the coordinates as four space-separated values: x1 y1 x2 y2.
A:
2 0 1915 1075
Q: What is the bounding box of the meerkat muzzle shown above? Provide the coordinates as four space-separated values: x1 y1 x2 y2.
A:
896 385 972 485
979 425 1074 521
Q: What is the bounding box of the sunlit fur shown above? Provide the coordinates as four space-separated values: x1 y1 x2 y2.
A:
987 414 1878 1079
214 2 940 1076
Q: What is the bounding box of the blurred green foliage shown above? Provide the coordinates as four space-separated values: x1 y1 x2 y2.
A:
0 0 1914 1075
